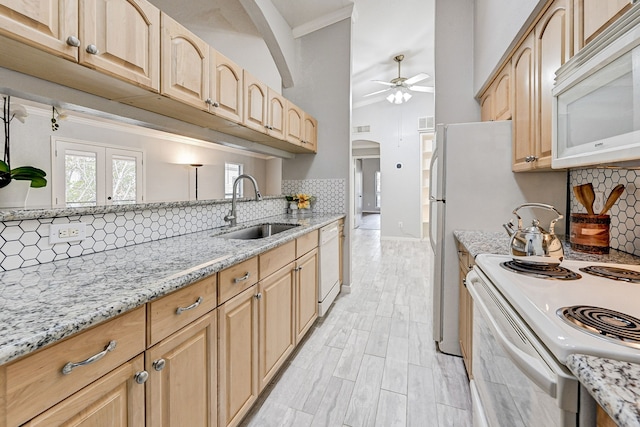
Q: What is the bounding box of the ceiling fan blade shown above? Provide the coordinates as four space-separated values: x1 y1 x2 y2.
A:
363 88 392 97
409 85 434 93
371 80 395 87
404 73 430 86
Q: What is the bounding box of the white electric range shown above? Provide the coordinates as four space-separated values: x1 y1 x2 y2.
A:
467 253 640 427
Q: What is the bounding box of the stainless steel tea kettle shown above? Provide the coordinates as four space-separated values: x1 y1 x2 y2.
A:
503 203 564 266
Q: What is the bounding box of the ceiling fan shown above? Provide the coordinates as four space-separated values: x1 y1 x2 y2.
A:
364 54 433 103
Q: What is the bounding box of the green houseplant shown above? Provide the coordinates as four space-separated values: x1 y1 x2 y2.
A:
1 96 47 189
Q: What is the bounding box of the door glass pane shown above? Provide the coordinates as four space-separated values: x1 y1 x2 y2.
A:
65 151 97 207
112 156 137 204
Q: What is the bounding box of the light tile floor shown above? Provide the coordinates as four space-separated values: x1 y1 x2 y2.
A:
241 228 472 427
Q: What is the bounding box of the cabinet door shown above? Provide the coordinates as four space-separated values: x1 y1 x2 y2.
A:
0 0 79 61
211 49 243 123
23 354 145 427
243 70 268 133
218 285 258 427
535 0 570 169
160 12 209 111
296 248 318 343
146 312 217 427
511 33 536 172
258 263 295 391
493 68 511 121
578 0 630 48
267 88 286 140
80 0 159 91
286 101 303 145
479 92 493 122
302 113 318 153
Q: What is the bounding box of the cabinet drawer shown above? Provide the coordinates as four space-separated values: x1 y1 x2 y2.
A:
148 274 217 346
218 257 259 305
260 240 295 280
5 306 146 426
296 230 318 257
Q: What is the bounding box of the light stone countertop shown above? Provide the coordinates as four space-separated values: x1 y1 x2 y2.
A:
567 355 640 427
0 213 344 366
453 229 640 427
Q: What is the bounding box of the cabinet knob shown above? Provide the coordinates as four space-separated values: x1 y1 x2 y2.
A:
86 44 99 55
525 155 538 163
255 293 262 300
66 36 81 47
134 371 149 384
152 358 166 371
205 99 220 108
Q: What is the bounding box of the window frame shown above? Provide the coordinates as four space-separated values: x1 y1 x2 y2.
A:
52 137 145 208
224 162 244 199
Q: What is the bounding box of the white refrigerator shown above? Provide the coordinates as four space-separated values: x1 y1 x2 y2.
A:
429 121 567 356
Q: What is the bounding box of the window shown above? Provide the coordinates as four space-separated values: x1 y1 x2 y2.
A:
225 162 243 198
375 171 381 208
53 139 144 207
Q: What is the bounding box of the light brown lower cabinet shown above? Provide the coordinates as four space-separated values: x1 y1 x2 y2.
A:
22 354 146 427
258 263 296 391
296 248 318 342
218 285 259 427
146 311 217 427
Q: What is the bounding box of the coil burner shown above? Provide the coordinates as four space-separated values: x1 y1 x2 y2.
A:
500 260 581 280
579 265 640 283
557 305 640 349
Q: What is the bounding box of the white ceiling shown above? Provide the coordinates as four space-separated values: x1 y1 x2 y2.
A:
149 0 434 109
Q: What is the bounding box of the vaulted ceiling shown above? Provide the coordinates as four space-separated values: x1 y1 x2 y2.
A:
149 0 434 109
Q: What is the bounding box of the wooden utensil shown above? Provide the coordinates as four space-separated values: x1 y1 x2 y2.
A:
573 185 587 213
600 184 624 215
581 183 595 215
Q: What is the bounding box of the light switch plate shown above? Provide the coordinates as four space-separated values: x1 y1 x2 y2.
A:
49 223 86 244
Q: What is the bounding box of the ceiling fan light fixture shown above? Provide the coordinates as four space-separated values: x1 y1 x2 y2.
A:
386 88 412 104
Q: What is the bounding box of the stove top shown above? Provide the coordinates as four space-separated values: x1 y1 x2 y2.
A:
475 254 640 364
558 305 640 350
500 260 581 280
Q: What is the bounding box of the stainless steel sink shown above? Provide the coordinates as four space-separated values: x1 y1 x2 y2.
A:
217 223 299 240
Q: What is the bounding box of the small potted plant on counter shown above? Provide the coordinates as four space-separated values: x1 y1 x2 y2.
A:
286 193 316 216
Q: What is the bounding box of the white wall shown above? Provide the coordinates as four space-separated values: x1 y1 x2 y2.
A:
352 92 433 239
474 0 544 93
434 0 480 125
3 99 270 208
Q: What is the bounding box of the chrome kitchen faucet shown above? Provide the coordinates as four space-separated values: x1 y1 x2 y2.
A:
224 174 262 226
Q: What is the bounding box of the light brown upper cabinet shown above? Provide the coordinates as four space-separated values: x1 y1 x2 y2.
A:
210 49 243 123
479 65 510 122
243 70 269 133
576 0 632 49
286 101 304 146
267 89 287 140
513 0 570 172
535 0 571 170
160 12 209 111
512 32 536 172
0 0 160 92
480 91 493 122
303 113 318 153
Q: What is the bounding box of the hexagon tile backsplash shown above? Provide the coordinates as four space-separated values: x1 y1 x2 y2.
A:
0 179 347 272
570 168 640 256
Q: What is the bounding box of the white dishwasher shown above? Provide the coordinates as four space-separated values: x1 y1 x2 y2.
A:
318 222 340 316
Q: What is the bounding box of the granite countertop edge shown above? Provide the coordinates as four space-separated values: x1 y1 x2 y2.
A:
566 354 640 427
453 229 640 427
0 213 344 366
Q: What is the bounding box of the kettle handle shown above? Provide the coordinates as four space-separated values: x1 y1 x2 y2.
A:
511 203 563 234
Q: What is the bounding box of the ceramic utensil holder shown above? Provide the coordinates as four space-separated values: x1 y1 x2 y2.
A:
569 213 610 254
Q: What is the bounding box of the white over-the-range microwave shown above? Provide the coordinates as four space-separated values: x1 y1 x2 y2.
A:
552 3 640 169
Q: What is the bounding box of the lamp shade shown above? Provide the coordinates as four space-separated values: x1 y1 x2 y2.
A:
386 88 412 104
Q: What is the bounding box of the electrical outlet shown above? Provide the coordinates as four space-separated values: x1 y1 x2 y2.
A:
50 223 86 244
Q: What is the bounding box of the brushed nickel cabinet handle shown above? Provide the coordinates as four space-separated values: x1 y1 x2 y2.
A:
153 358 166 371
66 36 81 47
85 44 99 55
62 340 117 375
525 155 538 163
134 371 149 384
176 296 203 315
233 272 250 283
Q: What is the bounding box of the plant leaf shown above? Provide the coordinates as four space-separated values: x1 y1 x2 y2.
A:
28 177 47 188
0 160 8 173
11 166 46 177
